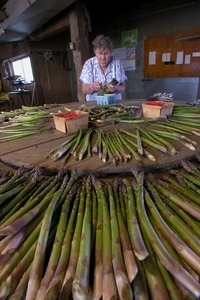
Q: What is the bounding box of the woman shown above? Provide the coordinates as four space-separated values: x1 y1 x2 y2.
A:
79 34 127 101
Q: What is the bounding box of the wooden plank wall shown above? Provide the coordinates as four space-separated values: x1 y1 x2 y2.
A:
144 28 200 78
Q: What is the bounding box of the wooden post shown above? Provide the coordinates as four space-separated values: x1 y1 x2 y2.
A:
69 2 91 102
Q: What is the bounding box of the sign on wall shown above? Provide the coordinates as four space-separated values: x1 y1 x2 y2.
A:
113 46 136 70
122 29 138 46
112 29 138 70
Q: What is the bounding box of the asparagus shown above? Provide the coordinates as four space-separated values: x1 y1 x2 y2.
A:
0 171 64 236
8 264 32 300
139 126 177 156
146 180 200 256
107 182 133 299
93 177 118 299
0 169 40 220
132 258 149 300
0 172 62 229
148 213 185 300
26 173 69 300
160 173 200 205
44 186 81 299
100 131 117 164
120 128 168 154
0 167 33 194
140 222 170 300
114 179 138 283
93 182 103 300
101 182 118 299
136 128 144 155
122 178 148 260
161 193 200 239
145 180 200 271
72 176 93 299
0 215 41 284
151 214 200 283
0 185 24 208
3 241 36 299
35 184 77 300
147 174 200 221
53 183 86 299
143 188 200 297
117 180 127 223
106 132 124 163
115 129 142 162
1 212 43 257
77 129 93 161
118 129 156 161
91 188 97 248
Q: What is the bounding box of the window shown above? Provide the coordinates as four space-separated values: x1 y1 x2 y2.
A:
12 57 34 84
4 56 34 84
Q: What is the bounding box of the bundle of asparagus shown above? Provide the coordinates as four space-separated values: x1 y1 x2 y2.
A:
0 161 199 299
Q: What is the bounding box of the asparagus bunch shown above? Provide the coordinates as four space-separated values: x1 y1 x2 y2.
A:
0 162 199 299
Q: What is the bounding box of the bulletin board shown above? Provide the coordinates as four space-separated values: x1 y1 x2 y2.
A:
113 46 136 70
144 28 200 77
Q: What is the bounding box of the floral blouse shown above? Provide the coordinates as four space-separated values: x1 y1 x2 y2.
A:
79 56 127 101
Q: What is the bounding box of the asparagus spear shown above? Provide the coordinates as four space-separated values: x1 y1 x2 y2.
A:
114 179 138 283
122 178 148 260
93 177 118 299
72 176 93 299
134 171 200 298
26 173 70 300
115 129 142 162
8 264 32 300
55 183 86 298
107 182 133 299
147 174 200 221
140 222 170 300
121 128 168 154
160 173 200 205
0 172 62 228
148 213 185 300
145 180 200 261
44 186 81 299
146 182 200 255
93 181 103 300
132 258 149 300
35 184 77 300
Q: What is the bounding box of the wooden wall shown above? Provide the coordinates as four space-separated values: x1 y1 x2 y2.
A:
144 28 200 78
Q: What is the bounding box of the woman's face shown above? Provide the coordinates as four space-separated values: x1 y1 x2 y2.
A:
95 48 111 68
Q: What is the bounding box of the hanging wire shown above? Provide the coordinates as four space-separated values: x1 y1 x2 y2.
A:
43 51 56 90
44 51 56 65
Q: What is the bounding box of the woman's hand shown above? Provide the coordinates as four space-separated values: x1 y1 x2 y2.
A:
107 82 126 94
107 83 117 93
92 81 102 92
82 81 102 94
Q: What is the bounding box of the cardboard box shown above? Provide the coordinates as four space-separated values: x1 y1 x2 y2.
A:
142 101 174 119
53 110 89 133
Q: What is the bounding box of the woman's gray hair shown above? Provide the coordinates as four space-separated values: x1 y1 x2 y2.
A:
92 34 113 52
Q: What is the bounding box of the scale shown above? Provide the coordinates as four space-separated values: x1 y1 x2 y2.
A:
4 75 25 91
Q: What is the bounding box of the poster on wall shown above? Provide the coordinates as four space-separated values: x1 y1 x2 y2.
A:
113 45 136 70
113 28 138 70
122 29 138 46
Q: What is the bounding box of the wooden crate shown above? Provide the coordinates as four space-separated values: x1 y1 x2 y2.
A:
142 102 174 118
53 110 89 133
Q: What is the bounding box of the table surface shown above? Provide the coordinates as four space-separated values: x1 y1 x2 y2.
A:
0 99 199 176
8 89 30 94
